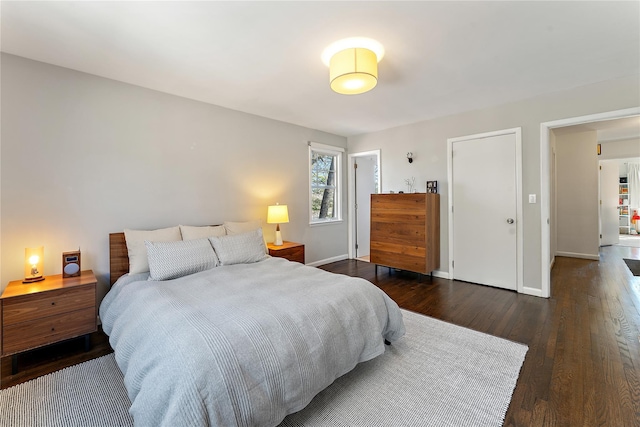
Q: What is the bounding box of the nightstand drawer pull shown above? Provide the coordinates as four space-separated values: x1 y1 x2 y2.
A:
51 302 56 305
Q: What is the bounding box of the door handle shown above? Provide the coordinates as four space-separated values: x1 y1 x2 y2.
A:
507 218 515 224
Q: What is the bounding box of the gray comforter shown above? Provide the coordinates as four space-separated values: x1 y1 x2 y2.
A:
100 257 405 426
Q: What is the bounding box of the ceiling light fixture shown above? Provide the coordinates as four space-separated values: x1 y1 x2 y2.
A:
322 37 385 95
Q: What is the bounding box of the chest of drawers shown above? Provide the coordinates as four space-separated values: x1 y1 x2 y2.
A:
1 271 97 370
267 241 305 263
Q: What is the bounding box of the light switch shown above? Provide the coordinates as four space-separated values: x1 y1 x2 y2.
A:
529 194 537 204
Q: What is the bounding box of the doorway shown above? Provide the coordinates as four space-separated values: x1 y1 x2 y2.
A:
540 107 640 298
348 150 381 261
447 128 523 292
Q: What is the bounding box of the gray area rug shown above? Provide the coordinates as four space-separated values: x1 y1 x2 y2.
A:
0 310 527 427
623 258 640 276
0 351 132 427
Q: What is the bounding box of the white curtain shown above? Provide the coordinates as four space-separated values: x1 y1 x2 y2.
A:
629 162 640 210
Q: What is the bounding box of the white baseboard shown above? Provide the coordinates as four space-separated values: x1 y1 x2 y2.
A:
307 254 349 267
431 270 449 279
521 286 544 297
555 251 599 261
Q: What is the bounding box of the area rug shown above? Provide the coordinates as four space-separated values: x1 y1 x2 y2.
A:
0 310 528 427
623 258 640 276
0 352 132 427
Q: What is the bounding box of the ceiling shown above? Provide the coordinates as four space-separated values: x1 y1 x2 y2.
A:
1 1 639 137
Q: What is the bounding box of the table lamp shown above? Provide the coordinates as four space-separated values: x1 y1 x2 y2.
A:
23 246 45 283
267 204 289 246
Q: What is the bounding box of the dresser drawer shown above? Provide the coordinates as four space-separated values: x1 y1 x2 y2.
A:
2 307 96 355
277 246 305 263
3 285 95 326
267 242 305 263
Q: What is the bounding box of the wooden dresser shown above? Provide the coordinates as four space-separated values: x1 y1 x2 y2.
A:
1 270 97 373
370 193 440 275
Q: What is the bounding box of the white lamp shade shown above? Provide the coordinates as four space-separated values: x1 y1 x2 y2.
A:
329 47 378 95
267 205 289 224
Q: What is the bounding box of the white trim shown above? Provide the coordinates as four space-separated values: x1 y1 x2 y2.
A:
555 252 600 261
347 150 381 259
431 270 449 279
308 219 344 227
308 141 345 152
521 286 543 297
539 107 640 299
306 254 349 267
447 127 524 294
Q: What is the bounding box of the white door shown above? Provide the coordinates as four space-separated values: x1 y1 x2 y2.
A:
600 161 620 246
451 132 519 290
354 156 377 258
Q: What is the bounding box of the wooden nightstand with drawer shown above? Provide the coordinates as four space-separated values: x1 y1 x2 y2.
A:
267 241 305 264
1 270 97 374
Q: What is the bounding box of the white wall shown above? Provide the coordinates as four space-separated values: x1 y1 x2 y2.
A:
599 137 640 160
348 74 640 293
555 130 599 258
1 54 348 300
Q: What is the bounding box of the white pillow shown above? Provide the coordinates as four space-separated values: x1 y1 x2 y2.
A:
145 238 217 281
209 229 268 266
223 220 262 235
124 226 182 274
180 225 226 240
223 220 267 253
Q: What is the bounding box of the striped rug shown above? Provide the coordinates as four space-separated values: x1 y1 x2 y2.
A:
0 310 527 427
0 351 132 427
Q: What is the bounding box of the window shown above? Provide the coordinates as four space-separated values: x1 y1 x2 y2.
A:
309 142 343 224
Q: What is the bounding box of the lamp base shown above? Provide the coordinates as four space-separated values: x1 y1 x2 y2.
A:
274 230 283 246
23 276 44 284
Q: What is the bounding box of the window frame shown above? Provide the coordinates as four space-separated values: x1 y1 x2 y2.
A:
308 142 344 225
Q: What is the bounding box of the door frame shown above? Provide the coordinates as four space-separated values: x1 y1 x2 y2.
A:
540 107 640 298
347 150 381 259
447 127 524 294
599 159 621 247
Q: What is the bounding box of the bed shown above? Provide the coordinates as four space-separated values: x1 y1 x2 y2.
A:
100 227 406 426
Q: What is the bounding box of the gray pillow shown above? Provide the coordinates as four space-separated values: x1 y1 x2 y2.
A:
209 229 268 266
145 238 217 281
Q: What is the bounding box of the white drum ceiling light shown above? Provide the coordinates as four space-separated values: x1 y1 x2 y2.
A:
321 37 385 95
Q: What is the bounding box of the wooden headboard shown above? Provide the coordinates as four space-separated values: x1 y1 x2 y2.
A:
109 232 129 286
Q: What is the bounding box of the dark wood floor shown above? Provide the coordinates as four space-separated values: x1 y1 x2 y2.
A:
2 245 639 426
320 245 640 427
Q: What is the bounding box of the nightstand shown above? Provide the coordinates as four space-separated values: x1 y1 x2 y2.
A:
1 270 97 374
267 241 305 264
